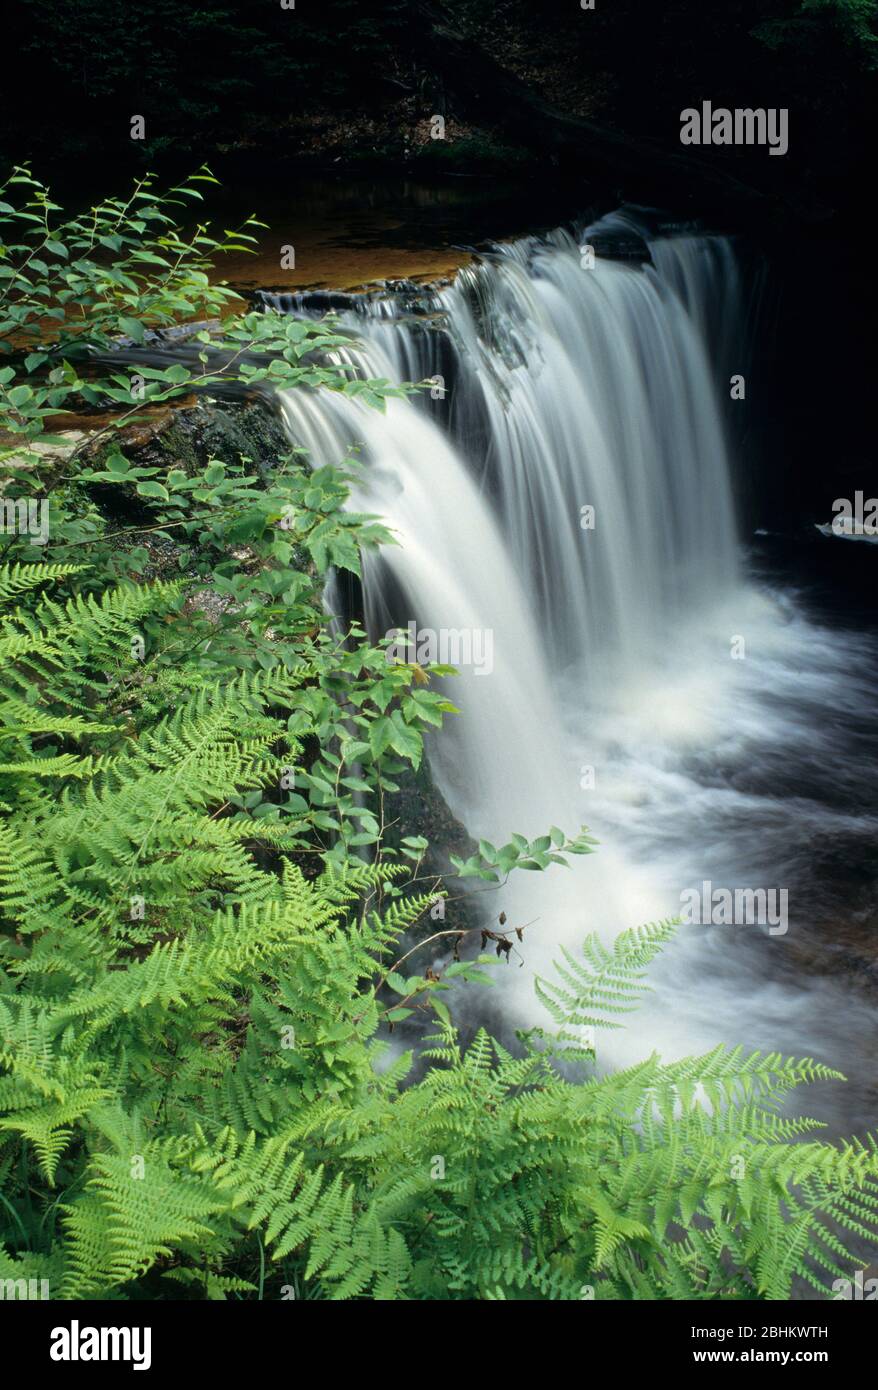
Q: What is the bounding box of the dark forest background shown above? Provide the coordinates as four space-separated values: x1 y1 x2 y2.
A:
3 0 875 553
2 0 875 221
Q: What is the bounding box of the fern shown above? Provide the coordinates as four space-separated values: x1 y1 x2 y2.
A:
1 562 877 1302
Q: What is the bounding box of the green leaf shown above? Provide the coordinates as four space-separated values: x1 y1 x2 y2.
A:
385 1007 414 1023
117 316 145 344
368 715 394 760
163 363 191 385
388 711 422 767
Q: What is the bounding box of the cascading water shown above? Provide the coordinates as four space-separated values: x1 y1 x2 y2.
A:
276 209 878 1131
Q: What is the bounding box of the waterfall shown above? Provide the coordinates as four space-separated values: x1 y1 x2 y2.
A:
276 210 878 1130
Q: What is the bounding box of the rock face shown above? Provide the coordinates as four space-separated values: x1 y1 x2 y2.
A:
79 396 289 478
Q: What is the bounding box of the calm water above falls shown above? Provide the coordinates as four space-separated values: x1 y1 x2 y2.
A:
276 210 878 1134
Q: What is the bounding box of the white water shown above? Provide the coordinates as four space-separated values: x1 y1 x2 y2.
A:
277 211 878 1129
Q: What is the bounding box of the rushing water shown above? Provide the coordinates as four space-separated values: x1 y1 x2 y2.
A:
275 208 878 1133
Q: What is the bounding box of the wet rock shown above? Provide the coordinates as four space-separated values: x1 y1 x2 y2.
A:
588 230 652 263
81 397 289 483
